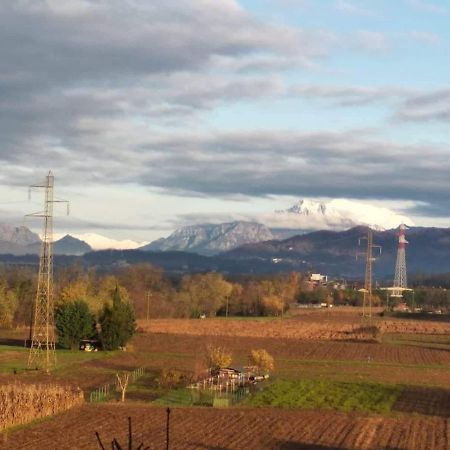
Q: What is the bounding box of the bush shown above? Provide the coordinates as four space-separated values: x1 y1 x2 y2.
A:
55 300 96 349
205 345 232 371
99 287 136 350
248 349 274 374
159 368 187 389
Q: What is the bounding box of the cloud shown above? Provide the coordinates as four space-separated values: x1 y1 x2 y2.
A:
352 31 389 53
407 31 440 45
334 0 375 17
288 84 450 124
407 0 448 14
2 119 449 209
396 89 450 122
0 0 334 169
288 85 406 106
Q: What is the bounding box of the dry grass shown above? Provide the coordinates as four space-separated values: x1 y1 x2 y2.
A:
0 383 84 431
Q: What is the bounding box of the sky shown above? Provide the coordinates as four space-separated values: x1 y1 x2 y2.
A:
0 0 449 242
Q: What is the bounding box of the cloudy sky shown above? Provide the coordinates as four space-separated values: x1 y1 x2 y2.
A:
1 0 449 242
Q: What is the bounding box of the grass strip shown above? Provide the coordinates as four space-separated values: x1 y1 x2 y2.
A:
245 379 403 414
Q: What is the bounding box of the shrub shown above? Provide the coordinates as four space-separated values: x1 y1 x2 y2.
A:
159 368 187 389
55 300 96 349
248 349 274 374
205 345 232 371
261 295 284 316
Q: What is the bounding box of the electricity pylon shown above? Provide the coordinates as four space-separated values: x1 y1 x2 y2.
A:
27 171 68 372
358 228 381 320
384 224 412 309
392 224 408 297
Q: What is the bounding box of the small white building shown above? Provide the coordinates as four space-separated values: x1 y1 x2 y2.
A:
310 273 328 283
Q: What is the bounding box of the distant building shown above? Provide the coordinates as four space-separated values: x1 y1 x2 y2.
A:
310 273 328 284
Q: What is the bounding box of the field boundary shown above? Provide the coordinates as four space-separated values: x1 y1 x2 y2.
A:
89 367 145 402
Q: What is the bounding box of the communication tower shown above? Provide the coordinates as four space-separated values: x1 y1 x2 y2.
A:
391 224 408 298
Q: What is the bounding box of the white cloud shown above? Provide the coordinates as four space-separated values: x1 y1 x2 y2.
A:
335 0 375 16
408 0 448 14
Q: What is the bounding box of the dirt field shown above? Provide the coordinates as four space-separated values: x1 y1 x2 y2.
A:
132 331 450 368
3 404 449 450
138 310 450 341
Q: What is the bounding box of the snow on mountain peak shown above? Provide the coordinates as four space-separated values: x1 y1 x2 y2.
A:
53 233 149 250
271 198 414 231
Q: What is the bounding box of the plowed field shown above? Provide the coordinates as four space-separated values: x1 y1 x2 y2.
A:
139 312 450 341
3 404 449 450
133 332 450 367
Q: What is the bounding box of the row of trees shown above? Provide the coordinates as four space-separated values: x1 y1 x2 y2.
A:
55 287 136 350
0 264 303 326
0 263 449 329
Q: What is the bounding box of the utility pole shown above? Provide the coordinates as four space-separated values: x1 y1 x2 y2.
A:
146 291 151 321
358 228 381 320
27 171 68 372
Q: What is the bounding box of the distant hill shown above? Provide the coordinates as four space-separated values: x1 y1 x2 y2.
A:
222 226 450 279
142 221 274 255
53 235 92 255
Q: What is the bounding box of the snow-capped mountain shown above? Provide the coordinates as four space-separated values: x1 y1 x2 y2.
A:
142 221 274 255
53 233 149 251
271 199 413 231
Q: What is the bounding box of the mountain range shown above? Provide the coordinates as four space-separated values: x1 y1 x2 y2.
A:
143 221 274 256
1 225 450 281
143 199 414 255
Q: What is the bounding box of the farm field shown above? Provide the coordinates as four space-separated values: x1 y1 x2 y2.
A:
3 403 449 450
1 308 449 449
139 308 450 340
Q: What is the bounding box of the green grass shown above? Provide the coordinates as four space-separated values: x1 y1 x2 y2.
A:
0 344 116 374
245 379 403 414
153 388 195 406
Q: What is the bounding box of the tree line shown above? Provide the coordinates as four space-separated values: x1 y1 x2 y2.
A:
0 263 449 331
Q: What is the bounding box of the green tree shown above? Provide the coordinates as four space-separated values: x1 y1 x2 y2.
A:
99 287 136 350
55 300 96 349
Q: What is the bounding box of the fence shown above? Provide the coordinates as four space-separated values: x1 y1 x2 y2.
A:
89 367 146 403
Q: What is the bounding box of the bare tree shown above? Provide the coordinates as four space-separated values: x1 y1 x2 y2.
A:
116 372 130 402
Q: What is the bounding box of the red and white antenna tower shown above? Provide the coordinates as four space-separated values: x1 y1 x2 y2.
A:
391 224 408 298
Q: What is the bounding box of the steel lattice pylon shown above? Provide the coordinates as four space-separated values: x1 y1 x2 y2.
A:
358 228 381 320
27 172 62 372
391 224 408 298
